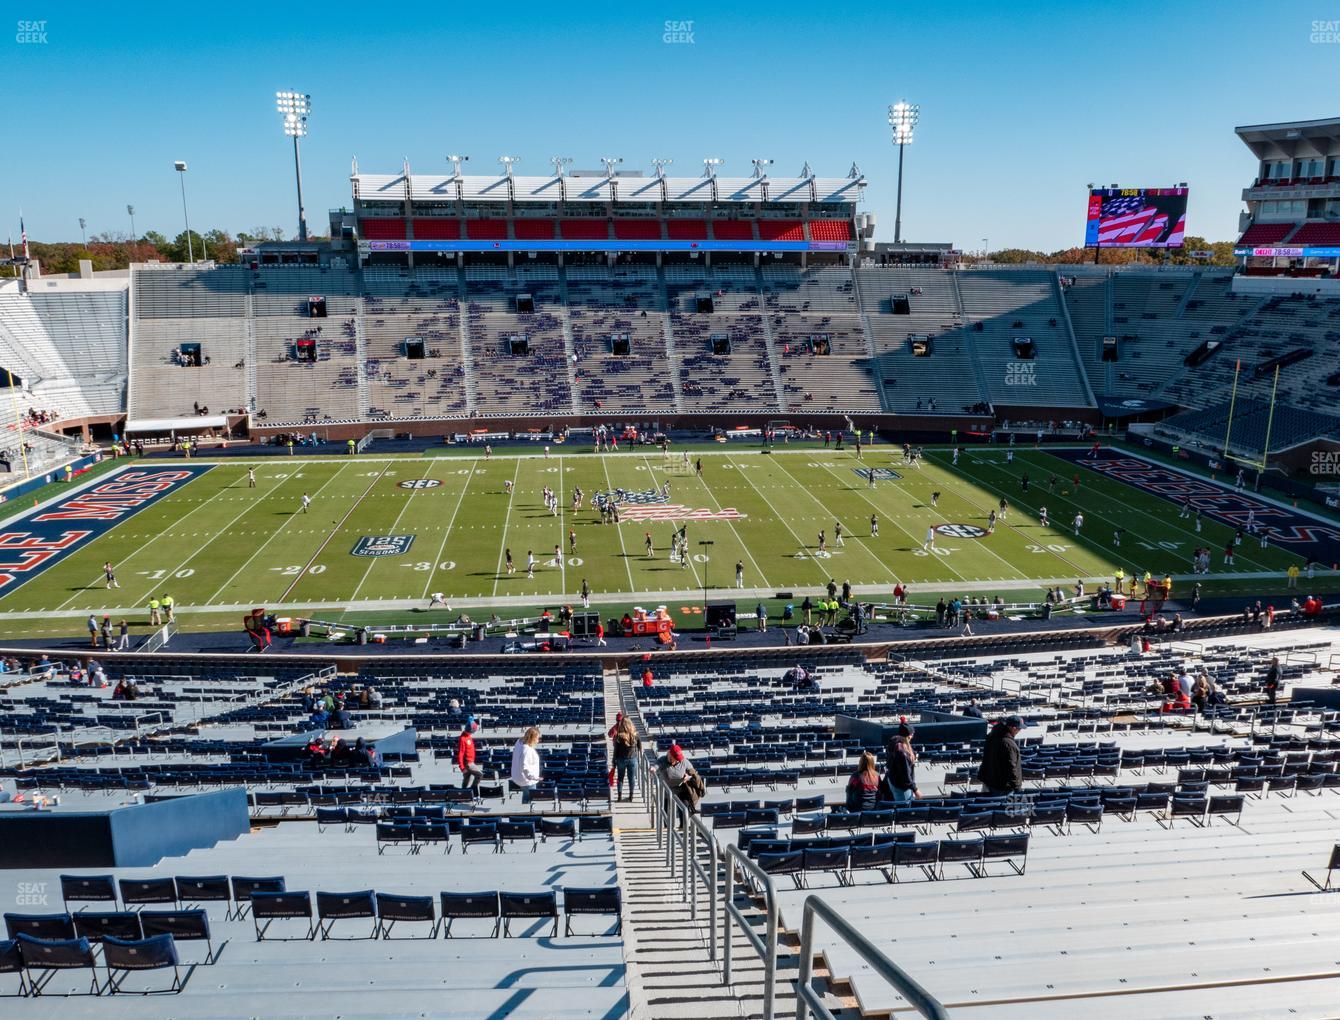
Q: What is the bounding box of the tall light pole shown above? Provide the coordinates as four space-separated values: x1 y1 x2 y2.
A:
276 91 311 242
127 204 137 258
78 218 86 246
173 161 193 263
982 237 989 260
888 101 919 244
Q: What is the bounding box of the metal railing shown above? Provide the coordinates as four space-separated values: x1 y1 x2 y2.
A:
650 762 719 956
794 895 949 1020
138 620 178 653
642 749 946 1020
722 844 780 1020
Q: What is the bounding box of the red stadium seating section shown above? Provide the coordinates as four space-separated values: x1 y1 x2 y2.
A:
411 218 461 240
1289 222 1340 245
666 220 708 240
466 219 508 240
757 220 805 242
513 219 555 240
712 220 755 241
360 218 406 240
1237 222 1295 246
613 220 663 240
807 220 852 242
560 219 610 240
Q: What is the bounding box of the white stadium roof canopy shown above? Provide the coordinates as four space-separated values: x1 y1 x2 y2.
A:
353 169 864 206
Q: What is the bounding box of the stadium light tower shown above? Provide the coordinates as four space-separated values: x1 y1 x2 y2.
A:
498 156 519 177
702 157 723 177
600 156 623 178
750 158 773 178
78 218 86 246
446 154 469 177
888 101 919 244
173 161 194 263
550 156 572 178
651 158 673 177
275 91 311 242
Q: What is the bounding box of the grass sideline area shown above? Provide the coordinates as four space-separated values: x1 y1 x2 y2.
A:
0 445 1333 642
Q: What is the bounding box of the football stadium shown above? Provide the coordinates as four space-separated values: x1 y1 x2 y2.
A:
3 7 1340 1019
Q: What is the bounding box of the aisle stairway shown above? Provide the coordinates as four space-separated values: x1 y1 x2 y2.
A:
604 666 814 1018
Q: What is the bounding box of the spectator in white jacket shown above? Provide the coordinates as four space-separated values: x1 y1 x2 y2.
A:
510 726 542 792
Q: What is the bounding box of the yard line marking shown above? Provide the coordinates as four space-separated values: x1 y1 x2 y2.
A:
421 461 476 600
491 458 524 597
599 454 639 595
768 457 910 585
140 469 306 601
279 462 394 603
637 456 703 589
557 455 567 594
722 453 827 585
202 462 356 606
652 455 767 589
349 461 437 603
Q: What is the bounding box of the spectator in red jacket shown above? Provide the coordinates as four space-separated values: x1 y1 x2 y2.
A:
456 716 483 790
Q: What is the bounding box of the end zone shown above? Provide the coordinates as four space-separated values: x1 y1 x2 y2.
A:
0 465 214 597
1054 448 1340 565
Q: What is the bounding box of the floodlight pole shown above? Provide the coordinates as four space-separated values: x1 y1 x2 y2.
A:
293 134 308 242
894 140 906 244
277 92 311 243
175 162 194 263
888 102 918 245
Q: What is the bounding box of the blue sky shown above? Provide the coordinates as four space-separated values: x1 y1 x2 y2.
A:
3 0 1335 251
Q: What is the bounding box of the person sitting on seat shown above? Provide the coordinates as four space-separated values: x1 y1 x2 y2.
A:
111 680 128 700
365 743 383 769
845 751 881 812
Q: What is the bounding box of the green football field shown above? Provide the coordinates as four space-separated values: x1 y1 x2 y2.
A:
0 444 1328 640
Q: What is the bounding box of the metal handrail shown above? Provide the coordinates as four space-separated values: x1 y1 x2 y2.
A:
649 763 719 956
794 895 948 1020
722 843 780 1020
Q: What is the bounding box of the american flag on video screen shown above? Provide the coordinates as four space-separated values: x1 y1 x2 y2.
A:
1098 195 1184 246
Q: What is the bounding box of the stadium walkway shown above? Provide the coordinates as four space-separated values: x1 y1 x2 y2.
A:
0 571 1304 623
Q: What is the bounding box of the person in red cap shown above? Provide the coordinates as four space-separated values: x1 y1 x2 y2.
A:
659 743 703 812
456 717 483 791
884 719 921 804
